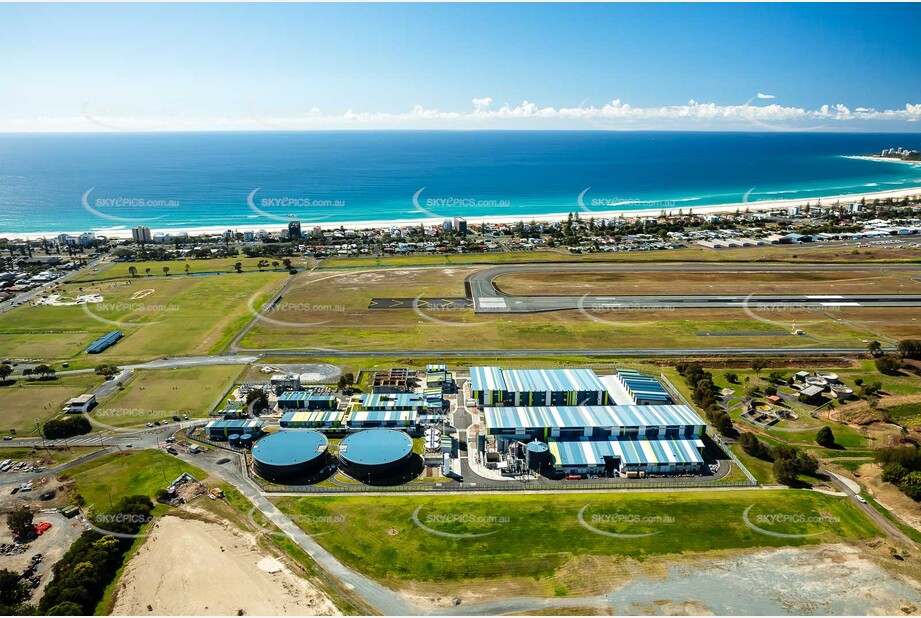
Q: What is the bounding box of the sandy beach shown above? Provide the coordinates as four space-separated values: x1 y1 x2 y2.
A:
4 185 921 241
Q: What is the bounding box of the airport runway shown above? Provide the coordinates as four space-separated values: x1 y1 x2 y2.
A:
465 262 921 313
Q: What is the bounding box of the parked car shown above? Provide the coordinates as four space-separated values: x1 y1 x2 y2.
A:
166 447 179 455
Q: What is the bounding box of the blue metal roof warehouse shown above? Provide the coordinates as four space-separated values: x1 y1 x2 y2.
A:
470 367 610 406
548 437 704 472
615 369 674 405
484 404 705 435
86 330 123 354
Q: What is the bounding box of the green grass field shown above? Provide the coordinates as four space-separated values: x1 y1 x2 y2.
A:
0 374 101 436
92 365 243 427
61 449 207 509
275 490 878 586
0 271 287 362
71 257 306 283
319 241 921 269
0 445 102 466
239 266 888 353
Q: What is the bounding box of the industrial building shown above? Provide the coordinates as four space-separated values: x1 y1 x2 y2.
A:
251 430 329 482
270 373 301 393
548 437 705 476
277 391 339 410
483 404 706 441
612 369 674 405
279 410 346 430
470 367 610 407
425 364 454 390
86 330 123 354
351 392 428 412
338 429 415 481
64 394 97 413
213 401 245 418
347 410 418 430
479 399 707 476
204 419 264 440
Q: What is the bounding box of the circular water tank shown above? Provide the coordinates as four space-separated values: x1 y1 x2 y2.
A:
228 434 242 448
251 430 329 482
338 429 414 481
526 440 551 472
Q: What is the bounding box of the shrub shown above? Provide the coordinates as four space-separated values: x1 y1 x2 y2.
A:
875 355 902 376
815 426 835 448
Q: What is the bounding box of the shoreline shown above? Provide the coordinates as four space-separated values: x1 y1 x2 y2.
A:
3 186 921 241
843 154 921 166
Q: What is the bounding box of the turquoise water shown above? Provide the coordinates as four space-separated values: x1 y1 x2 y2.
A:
0 131 919 234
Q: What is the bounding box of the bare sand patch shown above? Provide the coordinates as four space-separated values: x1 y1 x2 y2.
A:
859 463 921 531
111 515 339 616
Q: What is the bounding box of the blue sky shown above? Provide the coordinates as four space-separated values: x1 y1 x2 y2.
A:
2 3 920 131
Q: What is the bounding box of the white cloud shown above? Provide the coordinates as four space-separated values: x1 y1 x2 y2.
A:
756 93 776 99
4 97 921 132
472 97 493 112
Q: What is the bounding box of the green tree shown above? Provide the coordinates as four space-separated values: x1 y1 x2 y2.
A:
127 265 137 277
897 339 921 360
815 426 835 448
7 508 34 538
867 340 882 355
882 462 910 484
768 370 786 384
46 601 84 615
772 458 801 486
0 568 31 614
875 355 902 376
337 372 355 390
245 388 269 415
33 364 55 379
0 364 12 383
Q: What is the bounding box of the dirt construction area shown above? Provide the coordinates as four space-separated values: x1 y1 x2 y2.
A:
0 512 85 601
111 515 339 616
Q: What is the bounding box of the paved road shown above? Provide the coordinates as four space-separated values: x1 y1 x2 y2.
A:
173 447 419 615
822 468 916 548
253 346 887 358
465 262 921 313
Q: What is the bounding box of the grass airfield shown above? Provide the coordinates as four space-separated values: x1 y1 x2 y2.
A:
239 264 917 353
0 269 288 363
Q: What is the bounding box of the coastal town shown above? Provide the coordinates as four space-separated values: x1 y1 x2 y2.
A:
4 2 921 617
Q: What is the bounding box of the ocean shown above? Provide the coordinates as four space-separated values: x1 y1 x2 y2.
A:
1 131 920 235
